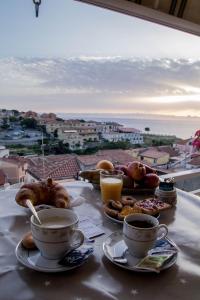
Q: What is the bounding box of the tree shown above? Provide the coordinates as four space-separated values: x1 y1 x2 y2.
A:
21 118 38 129
9 116 18 122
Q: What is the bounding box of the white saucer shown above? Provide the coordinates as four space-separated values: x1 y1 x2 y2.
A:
104 212 160 225
103 231 178 272
15 241 91 273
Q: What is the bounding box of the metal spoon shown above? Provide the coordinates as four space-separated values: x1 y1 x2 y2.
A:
26 199 42 225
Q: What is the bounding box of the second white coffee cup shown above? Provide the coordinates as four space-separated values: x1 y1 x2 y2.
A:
123 213 168 258
31 208 84 259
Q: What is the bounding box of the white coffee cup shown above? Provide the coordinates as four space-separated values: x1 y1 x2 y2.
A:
31 208 84 259
123 213 168 258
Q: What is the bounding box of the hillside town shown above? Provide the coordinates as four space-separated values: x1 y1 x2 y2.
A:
0 108 200 188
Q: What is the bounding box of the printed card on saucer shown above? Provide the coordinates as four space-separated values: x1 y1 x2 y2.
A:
79 217 105 239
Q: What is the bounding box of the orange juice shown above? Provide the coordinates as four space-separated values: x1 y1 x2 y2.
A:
100 177 123 203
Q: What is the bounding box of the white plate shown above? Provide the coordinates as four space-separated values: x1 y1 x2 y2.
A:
104 212 160 225
15 240 92 273
103 231 178 273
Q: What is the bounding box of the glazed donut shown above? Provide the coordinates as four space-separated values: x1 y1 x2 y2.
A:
109 200 123 211
104 205 119 218
121 196 137 206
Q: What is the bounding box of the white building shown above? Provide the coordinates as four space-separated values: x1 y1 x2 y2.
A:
57 129 99 150
0 146 9 158
102 128 143 144
63 120 122 134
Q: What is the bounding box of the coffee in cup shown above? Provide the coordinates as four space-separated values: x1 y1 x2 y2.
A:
31 208 84 259
123 213 168 258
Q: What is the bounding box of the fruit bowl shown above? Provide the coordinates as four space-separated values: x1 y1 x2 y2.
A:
79 161 159 195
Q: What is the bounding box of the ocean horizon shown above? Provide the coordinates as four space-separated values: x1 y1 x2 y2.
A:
57 113 200 140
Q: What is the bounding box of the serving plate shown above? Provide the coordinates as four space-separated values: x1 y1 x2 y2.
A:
104 211 160 224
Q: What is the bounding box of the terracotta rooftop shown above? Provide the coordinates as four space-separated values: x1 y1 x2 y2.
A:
27 154 80 181
157 146 179 157
77 149 135 166
140 149 169 159
175 138 192 145
0 156 27 167
0 169 6 186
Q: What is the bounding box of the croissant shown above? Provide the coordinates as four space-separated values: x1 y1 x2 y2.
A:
15 178 70 208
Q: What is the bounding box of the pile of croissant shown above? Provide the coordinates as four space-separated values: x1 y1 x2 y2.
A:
15 178 70 208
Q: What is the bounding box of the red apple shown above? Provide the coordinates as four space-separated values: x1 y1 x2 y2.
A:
143 173 160 188
127 161 146 181
115 165 129 176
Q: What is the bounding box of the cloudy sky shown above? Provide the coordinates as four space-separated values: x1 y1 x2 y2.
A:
0 0 200 116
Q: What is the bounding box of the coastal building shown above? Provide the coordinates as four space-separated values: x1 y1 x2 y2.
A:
95 122 122 133
137 149 170 166
63 120 122 133
63 126 97 135
57 129 84 150
0 156 28 184
102 128 143 144
26 154 80 182
57 129 99 150
45 121 64 135
24 111 38 118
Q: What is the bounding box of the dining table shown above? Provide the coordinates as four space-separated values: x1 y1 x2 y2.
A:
0 181 200 300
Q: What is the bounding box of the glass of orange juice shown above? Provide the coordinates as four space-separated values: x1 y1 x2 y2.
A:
100 170 123 204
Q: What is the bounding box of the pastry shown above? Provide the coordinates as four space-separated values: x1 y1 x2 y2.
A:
22 232 37 250
134 198 171 215
121 195 137 206
104 199 123 217
118 206 142 221
15 178 70 208
109 200 123 211
104 204 119 218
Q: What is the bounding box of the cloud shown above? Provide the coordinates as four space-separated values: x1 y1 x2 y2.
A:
0 57 199 115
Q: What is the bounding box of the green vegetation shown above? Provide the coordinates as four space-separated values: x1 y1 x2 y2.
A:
20 118 38 129
1 118 10 129
9 116 18 122
8 144 41 156
143 133 178 147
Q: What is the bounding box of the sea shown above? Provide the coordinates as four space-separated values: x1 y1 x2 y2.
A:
57 113 200 140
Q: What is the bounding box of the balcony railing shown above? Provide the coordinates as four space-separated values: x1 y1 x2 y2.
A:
160 168 200 195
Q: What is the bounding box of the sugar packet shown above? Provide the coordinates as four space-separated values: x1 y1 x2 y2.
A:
136 251 176 273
